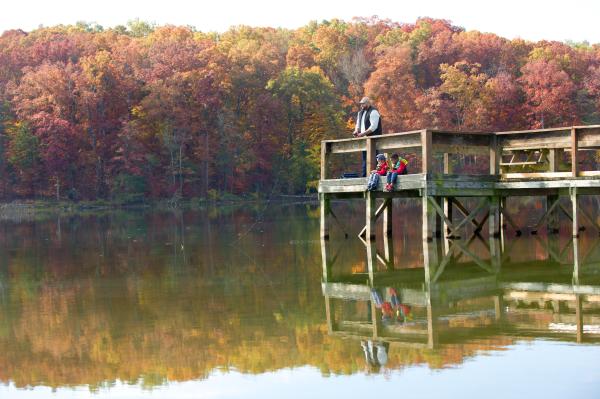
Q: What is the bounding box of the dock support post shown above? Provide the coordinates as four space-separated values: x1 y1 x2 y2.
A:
383 198 394 268
490 237 502 273
499 197 506 252
442 151 453 240
489 196 501 238
325 295 334 334
320 235 334 282
320 193 330 240
426 289 438 349
423 193 440 284
422 194 437 242
371 299 381 339
571 187 579 238
423 235 439 290
494 295 504 321
443 197 453 235
575 294 584 343
546 194 560 263
366 191 378 281
443 196 453 257
366 191 377 241
573 237 581 286
489 196 502 271
434 197 444 238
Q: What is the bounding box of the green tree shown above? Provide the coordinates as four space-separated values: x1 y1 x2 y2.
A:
267 66 343 193
7 122 41 197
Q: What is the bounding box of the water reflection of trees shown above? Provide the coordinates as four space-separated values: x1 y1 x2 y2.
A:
2 205 597 389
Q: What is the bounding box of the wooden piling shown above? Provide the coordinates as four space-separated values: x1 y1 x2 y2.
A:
571 187 579 238
383 198 394 268
575 294 584 343
489 196 500 238
320 193 329 240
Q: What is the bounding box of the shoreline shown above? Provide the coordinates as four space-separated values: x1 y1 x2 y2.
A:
0 195 319 221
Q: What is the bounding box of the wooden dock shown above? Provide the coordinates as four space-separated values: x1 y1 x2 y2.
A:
319 125 600 347
320 126 600 277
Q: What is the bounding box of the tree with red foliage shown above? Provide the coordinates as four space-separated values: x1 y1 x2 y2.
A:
364 45 419 132
519 59 578 128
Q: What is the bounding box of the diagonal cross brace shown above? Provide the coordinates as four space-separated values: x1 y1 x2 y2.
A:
453 198 486 230
328 204 350 238
427 197 488 237
452 239 495 274
358 234 393 270
358 198 391 238
449 198 488 236
498 203 522 234
531 196 561 233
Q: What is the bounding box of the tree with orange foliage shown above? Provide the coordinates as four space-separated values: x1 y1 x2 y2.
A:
519 59 578 128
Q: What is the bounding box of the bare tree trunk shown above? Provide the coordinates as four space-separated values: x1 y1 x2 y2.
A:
204 131 209 197
170 147 176 187
179 142 183 196
541 112 545 129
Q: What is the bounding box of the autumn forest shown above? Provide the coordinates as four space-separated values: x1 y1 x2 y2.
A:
1 17 600 201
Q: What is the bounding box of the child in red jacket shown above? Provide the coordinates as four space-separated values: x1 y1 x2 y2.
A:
366 154 389 191
384 153 408 192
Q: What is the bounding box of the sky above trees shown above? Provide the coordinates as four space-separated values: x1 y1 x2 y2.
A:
2 0 600 43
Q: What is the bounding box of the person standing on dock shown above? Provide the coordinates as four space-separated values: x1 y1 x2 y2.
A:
353 97 382 176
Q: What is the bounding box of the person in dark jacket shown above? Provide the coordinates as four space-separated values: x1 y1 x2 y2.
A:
352 97 382 176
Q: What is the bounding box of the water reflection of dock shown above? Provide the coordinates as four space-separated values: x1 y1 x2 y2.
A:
321 235 600 348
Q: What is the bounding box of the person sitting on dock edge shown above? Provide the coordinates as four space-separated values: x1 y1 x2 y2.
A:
385 153 408 192
352 96 382 177
366 154 389 191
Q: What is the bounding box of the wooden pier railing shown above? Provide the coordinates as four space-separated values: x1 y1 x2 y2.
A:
321 125 600 181
496 125 600 178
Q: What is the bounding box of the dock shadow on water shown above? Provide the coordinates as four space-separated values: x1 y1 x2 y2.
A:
1 202 600 398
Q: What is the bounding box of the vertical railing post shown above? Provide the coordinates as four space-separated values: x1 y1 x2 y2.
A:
548 149 558 172
490 133 500 175
571 127 578 177
421 129 432 175
443 152 450 175
366 137 376 176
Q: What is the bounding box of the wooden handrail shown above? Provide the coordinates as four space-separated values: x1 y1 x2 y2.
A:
495 125 600 135
320 126 600 180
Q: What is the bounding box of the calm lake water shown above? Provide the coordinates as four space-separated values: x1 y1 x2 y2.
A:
1 201 599 398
